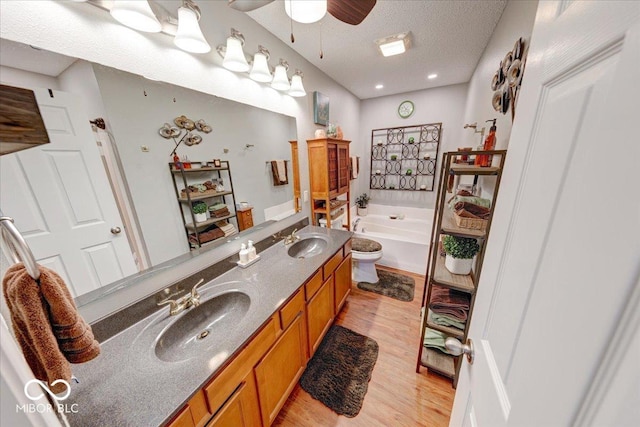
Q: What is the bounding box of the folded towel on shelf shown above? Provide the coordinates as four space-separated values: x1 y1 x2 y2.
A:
2 264 100 393
447 195 491 210
454 201 491 219
215 221 238 237
429 285 470 321
270 160 288 186
209 203 227 211
351 156 359 179
189 225 225 245
429 309 466 330
211 208 231 218
423 328 454 355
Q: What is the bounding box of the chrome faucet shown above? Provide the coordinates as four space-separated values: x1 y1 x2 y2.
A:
283 228 300 245
158 278 204 316
352 218 361 232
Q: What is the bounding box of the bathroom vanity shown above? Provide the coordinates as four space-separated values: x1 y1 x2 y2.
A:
65 225 352 427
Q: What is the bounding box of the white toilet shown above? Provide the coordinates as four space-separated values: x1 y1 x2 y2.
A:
351 237 383 283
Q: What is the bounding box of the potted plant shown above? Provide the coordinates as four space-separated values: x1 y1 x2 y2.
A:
355 193 370 216
442 235 480 275
390 154 398 161
192 202 208 223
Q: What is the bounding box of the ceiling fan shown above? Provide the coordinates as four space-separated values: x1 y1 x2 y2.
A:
228 0 377 26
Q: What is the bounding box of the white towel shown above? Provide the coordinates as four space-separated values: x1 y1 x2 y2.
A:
276 160 287 183
351 156 359 179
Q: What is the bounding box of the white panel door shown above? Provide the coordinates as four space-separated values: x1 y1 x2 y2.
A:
450 2 640 426
0 88 137 296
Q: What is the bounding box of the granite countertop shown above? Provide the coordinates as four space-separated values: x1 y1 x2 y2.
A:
65 225 351 427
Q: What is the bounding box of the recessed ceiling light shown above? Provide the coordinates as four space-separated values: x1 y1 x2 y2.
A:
428 73 438 79
375 32 411 57
375 84 384 89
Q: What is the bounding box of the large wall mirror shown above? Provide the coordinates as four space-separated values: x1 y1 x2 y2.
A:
0 39 298 307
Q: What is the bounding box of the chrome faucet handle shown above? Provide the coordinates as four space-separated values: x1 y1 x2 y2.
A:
190 278 205 306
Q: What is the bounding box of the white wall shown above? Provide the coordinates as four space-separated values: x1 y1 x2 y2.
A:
357 83 469 209
461 0 539 151
0 65 59 90
0 0 361 221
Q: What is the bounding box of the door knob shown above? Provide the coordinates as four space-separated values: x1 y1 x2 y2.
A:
445 337 475 364
110 227 122 234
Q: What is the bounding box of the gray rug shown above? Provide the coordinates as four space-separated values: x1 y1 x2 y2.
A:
357 269 415 302
299 325 379 417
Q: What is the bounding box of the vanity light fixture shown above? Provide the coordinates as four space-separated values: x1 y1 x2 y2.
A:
428 73 438 79
249 46 272 83
288 70 306 97
174 0 211 53
284 0 327 24
375 32 411 57
375 84 384 89
271 59 291 91
110 0 162 33
217 28 250 72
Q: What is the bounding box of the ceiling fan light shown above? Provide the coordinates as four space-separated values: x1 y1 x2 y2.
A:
110 0 162 33
174 6 211 53
223 36 250 72
285 0 327 24
249 49 272 83
271 62 290 91
288 71 306 97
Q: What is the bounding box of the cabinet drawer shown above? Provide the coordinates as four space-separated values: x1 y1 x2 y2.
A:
168 405 194 427
279 289 304 330
323 250 344 280
204 315 278 415
206 371 261 427
304 270 323 301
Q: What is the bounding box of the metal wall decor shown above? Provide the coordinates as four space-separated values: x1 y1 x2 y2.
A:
370 123 441 191
492 37 528 120
159 115 212 155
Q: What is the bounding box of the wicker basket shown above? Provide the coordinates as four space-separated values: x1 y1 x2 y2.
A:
453 211 488 231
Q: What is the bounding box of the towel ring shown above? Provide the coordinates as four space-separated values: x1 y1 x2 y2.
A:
0 212 40 280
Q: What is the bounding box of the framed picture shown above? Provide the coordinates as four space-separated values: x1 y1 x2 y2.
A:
213 159 221 167
313 91 329 126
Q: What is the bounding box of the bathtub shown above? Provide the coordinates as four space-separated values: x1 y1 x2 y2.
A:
350 204 432 274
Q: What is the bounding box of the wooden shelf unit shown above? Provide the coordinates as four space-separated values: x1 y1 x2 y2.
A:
417 150 506 387
306 138 351 230
169 160 238 249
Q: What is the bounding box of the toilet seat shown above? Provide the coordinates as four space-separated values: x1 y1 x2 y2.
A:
351 238 383 283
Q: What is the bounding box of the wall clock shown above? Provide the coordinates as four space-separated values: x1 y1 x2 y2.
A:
398 100 414 119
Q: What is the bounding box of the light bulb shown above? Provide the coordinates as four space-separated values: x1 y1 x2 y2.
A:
223 37 250 72
249 51 272 82
271 63 290 91
174 6 211 53
110 0 161 33
288 72 306 97
284 0 327 24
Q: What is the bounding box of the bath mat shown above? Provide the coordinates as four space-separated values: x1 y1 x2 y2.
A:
357 269 415 302
299 325 379 417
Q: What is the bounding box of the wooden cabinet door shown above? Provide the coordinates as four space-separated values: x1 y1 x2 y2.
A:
334 253 352 314
206 372 261 427
337 143 350 195
255 313 307 426
306 276 335 356
327 143 339 196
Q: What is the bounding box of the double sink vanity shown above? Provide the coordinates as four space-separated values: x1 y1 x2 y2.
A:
66 224 353 427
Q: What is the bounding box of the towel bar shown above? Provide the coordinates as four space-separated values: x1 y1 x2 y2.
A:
0 210 40 280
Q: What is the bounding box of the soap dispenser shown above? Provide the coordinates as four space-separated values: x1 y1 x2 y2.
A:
480 119 497 167
239 243 249 264
247 240 257 260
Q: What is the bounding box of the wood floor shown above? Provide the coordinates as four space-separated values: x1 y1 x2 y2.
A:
273 265 454 427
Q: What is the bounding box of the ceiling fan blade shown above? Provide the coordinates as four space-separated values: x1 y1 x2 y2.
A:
328 0 376 25
227 0 275 13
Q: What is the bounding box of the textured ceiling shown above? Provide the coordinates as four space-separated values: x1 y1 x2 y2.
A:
248 0 507 99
